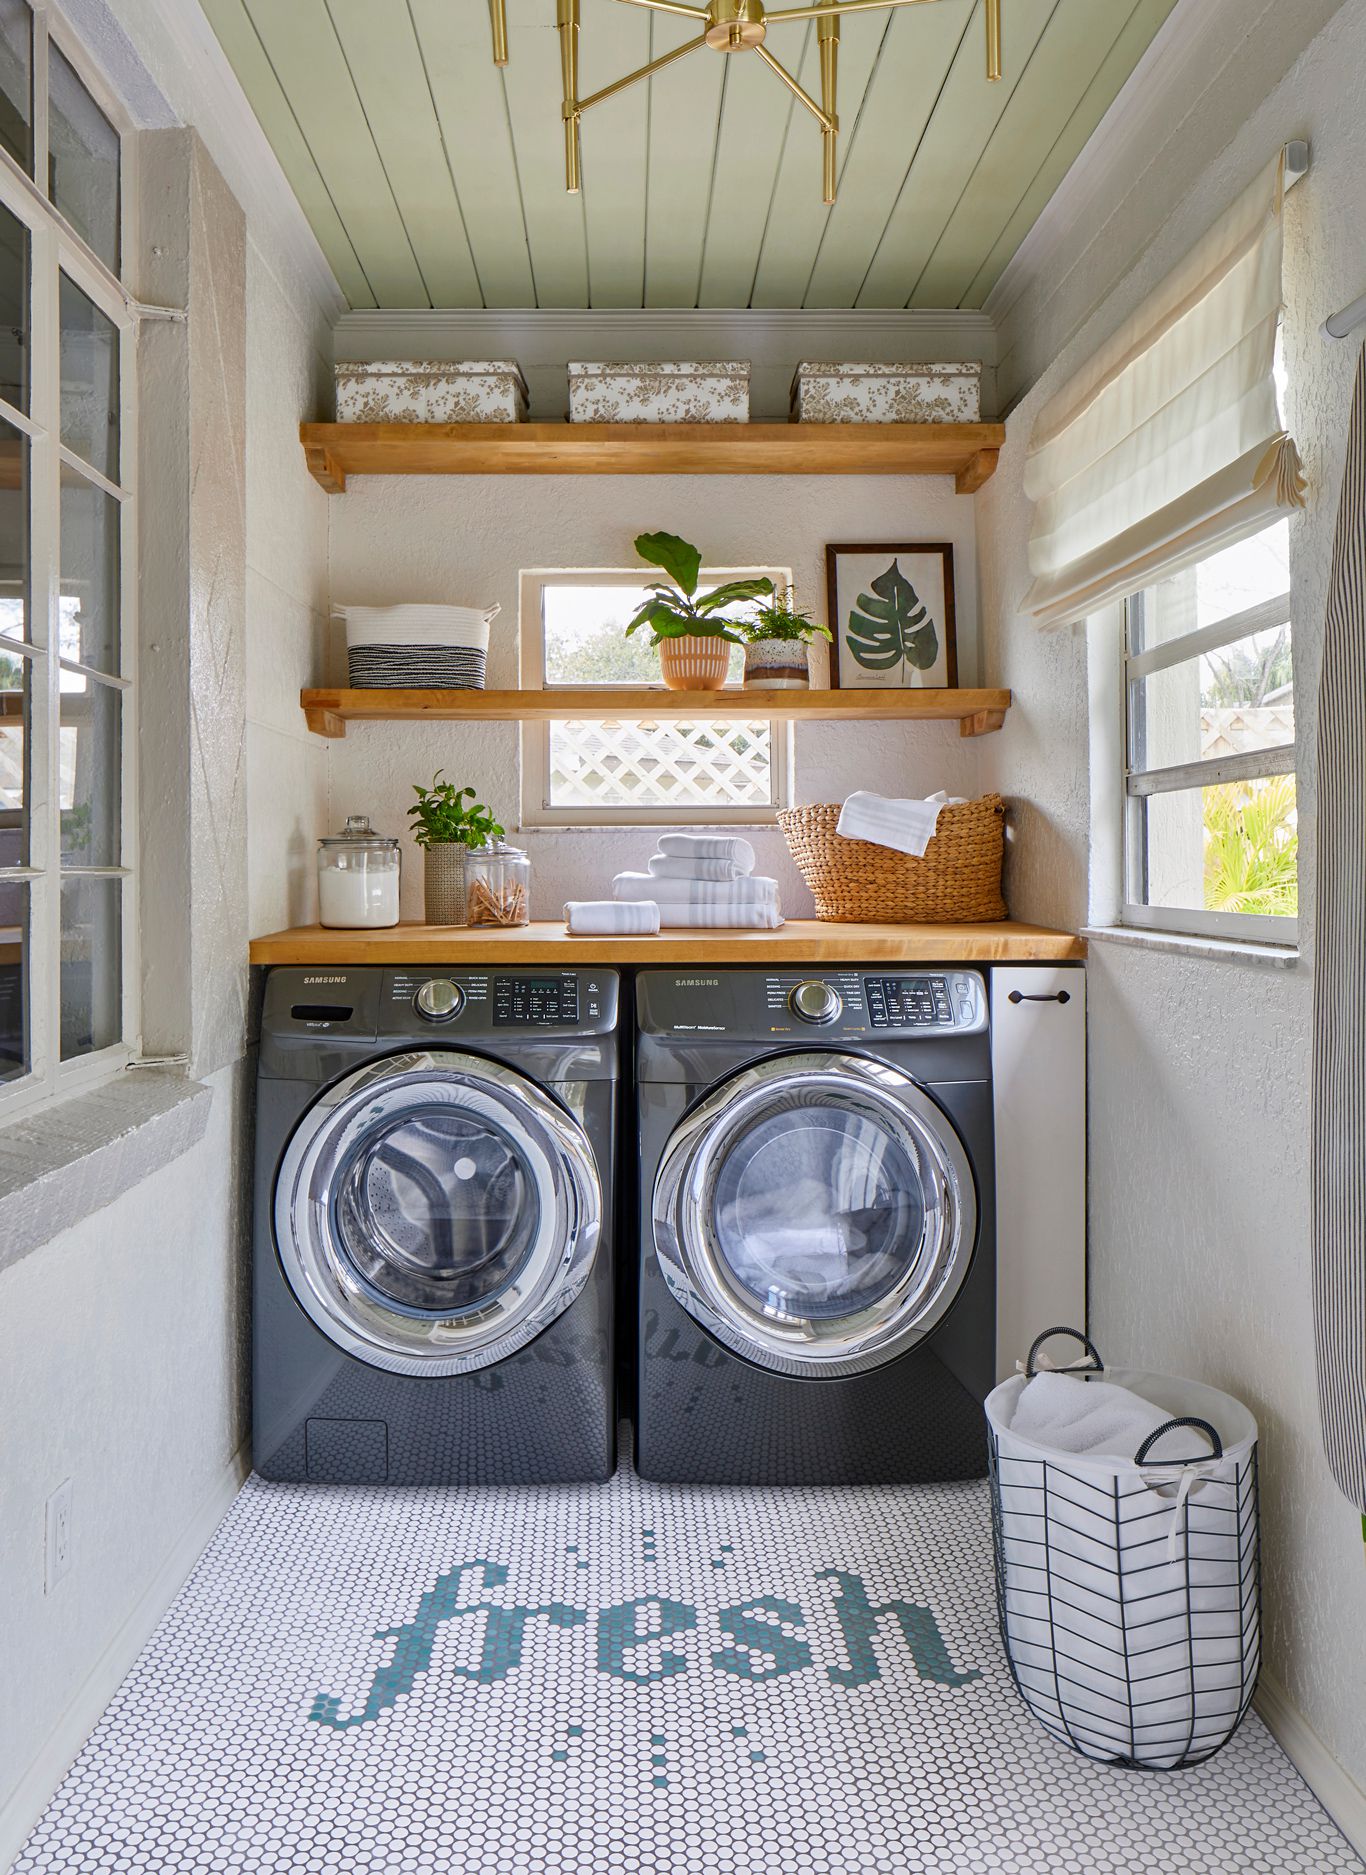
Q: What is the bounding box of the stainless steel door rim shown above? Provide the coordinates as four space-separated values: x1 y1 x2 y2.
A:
653 1052 976 1378
275 1050 601 1376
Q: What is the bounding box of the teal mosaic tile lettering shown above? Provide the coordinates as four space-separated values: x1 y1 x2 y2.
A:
818 1570 980 1691
712 1599 813 1681
596 1599 696 1683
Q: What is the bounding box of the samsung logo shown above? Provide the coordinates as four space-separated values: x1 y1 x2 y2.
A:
675 977 720 988
303 974 348 984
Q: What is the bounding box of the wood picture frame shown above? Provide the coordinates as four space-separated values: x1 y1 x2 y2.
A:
825 543 958 690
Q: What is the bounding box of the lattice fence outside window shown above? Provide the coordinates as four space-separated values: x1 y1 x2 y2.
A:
548 718 777 812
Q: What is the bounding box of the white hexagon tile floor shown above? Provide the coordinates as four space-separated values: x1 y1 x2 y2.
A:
13 1452 1362 1875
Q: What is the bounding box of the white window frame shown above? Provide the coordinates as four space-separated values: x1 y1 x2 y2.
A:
518 567 794 829
1120 562 1297 948
0 1 138 1117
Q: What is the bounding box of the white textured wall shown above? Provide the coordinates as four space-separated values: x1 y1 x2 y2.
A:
326 474 982 920
978 0 1366 1795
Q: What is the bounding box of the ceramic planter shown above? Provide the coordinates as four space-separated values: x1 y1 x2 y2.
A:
568 361 749 423
423 844 468 925
743 637 811 690
335 360 528 423
791 361 982 423
658 636 732 691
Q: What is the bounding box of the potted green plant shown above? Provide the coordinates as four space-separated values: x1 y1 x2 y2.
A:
408 773 505 925
624 531 774 691
739 586 832 690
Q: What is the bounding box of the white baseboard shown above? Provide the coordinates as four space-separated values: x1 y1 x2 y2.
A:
1256 1672 1366 1859
0 1443 250 1874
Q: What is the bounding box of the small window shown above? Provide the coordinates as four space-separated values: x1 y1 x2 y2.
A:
1122 520 1296 944
519 569 793 827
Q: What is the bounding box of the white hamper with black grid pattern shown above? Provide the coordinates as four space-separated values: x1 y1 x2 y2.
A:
986 1329 1260 1771
339 603 498 689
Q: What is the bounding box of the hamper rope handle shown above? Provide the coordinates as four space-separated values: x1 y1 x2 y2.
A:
1134 1416 1224 1466
1024 1326 1104 1378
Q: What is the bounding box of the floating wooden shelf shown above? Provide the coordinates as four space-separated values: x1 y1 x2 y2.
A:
300 685 1012 740
249 919 1086 968
300 420 1005 494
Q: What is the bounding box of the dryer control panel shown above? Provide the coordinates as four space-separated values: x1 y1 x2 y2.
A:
866 971 987 1032
639 968 987 1038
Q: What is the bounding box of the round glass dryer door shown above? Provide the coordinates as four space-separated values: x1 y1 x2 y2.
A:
652 1053 975 1378
275 1051 601 1376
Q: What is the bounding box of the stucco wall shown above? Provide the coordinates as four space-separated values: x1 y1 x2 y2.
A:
977 0 1366 1796
325 474 983 920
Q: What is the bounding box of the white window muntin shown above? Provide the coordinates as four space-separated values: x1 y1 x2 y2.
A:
0 5 137 1115
519 567 794 829
1121 577 1296 947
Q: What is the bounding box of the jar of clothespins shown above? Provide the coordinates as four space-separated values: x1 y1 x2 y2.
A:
464 839 531 927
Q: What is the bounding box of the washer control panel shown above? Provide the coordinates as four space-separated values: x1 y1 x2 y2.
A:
377 970 618 1034
493 972 580 1026
867 972 986 1032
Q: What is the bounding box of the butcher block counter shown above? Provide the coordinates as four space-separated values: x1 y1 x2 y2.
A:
248 920 1086 967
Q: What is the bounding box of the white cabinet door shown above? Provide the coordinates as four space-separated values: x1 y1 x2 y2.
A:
991 967 1086 1380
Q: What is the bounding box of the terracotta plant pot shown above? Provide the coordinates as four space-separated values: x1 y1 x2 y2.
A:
423 843 468 925
743 637 811 690
657 634 732 691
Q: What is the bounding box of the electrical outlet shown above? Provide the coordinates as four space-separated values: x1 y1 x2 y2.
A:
45 1479 73 1593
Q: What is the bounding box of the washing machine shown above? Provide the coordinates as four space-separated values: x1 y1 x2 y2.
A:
254 965 619 1484
636 966 994 1485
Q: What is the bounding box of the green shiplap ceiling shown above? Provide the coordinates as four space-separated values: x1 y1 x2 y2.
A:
202 0 1178 311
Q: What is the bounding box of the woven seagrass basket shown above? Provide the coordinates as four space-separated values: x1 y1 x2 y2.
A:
778 795 1007 924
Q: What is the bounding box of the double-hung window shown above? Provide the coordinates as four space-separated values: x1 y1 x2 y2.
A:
519 569 793 827
0 1 135 1110
1122 519 1296 944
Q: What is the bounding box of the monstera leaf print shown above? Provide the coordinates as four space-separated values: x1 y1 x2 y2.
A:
846 559 939 677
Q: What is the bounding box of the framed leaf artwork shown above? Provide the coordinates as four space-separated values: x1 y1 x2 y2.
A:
825 543 958 690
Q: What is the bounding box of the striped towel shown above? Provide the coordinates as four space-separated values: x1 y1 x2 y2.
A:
613 872 781 914
647 853 753 881
656 901 783 930
836 790 965 859
655 832 757 871
564 899 660 935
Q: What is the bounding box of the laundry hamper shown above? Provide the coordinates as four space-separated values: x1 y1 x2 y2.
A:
986 1328 1260 1771
777 795 1006 923
338 604 498 689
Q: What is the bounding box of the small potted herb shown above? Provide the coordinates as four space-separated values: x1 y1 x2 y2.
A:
408 773 504 925
739 586 832 690
624 531 774 690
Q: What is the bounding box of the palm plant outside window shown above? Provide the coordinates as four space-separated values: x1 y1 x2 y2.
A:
0 0 133 1110
1122 519 1296 944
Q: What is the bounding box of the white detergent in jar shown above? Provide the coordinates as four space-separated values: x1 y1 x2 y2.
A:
317 816 401 928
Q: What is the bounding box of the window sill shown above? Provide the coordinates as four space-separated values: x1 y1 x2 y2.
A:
0 1071 213 1277
1082 925 1300 969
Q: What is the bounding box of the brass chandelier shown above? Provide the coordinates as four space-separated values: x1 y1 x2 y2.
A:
486 0 1004 206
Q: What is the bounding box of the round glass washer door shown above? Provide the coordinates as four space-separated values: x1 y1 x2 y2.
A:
652 1052 976 1379
275 1051 601 1376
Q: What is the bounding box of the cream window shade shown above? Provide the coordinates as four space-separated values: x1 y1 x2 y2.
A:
1023 151 1306 630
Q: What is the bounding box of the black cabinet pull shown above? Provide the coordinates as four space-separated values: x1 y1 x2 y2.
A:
1007 989 1071 1005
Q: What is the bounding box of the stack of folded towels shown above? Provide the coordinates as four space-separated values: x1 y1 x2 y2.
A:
613 832 784 930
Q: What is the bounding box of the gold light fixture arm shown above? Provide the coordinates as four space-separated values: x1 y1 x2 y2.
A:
578 33 710 114
985 0 1002 81
558 0 581 193
609 0 710 16
489 0 508 66
817 0 839 206
753 45 833 130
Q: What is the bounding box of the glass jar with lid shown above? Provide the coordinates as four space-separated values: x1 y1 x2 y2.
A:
464 839 531 927
317 815 401 928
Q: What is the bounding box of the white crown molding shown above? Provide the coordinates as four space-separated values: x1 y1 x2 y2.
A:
983 0 1220 334
334 308 1001 420
53 0 345 325
1255 1673 1366 1859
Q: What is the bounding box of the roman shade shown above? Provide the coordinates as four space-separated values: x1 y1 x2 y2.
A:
1023 151 1306 629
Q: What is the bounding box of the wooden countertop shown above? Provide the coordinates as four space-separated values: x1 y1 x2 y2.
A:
249 920 1086 966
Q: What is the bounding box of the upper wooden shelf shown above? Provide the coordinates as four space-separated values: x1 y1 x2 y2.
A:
301 684 1012 740
250 919 1086 968
300 420 1005 494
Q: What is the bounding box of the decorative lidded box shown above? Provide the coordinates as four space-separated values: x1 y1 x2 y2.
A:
790 361 982 424
567 361 750 423
335 359 529 424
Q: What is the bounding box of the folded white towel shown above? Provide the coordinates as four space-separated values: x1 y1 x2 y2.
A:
1009 1373 1172 1460
655 832 757 870
836 789 965 859
647 853 752 881
613 872 780 913
656 901 784 930
563 899 660 935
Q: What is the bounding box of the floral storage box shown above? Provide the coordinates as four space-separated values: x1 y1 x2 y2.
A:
334 359 529 424
567 360 749 423
790 361 981 423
